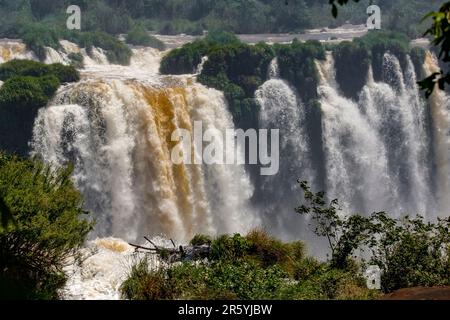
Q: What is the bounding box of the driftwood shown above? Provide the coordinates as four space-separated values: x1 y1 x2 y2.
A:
129 237 211 263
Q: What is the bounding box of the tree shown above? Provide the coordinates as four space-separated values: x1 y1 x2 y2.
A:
0 153 94 299
295 181 373 269
296 180 450 292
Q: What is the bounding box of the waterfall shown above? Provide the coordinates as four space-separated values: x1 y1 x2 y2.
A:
316 53 395 215
31 77 258 242
313 51 447 218
358 54 432 215
255 58 315 238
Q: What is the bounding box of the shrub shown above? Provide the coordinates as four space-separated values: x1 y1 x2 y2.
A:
68 52 84 69
0 60 80 84
333 41 371 99
190 234 212 246
0 75 59 109
297 181 450 293
121 228 377 301
120 259 173 300
126 26 165 50
0 154 93 299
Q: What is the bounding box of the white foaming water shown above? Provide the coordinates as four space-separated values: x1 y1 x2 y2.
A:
62 237 170 300
195 56 208 75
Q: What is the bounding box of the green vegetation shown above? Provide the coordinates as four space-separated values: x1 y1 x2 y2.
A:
125 25 165 50
0 60 79 156
0 1 442 64
121 230 378 300
297 181 450 292
0 60 79 108
275 40 326 103
0 59 79 83
0 153 93 299
0 75 59 109
333 31 414 99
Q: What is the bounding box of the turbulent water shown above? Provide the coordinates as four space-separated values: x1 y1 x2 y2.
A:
1 37 450 299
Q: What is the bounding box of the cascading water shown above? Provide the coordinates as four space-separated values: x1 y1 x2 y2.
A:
255 58 315 239
358 54 433 215
0 39 36 62
316 53 395 215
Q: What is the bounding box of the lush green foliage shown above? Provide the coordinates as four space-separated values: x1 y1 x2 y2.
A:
275 40 326 103
0 153 93 299
0 59 80 83
121 230 378 300
160 30 241 74
125 26 165 50
297 181 450 292
0 60 79 109
199 41 275 127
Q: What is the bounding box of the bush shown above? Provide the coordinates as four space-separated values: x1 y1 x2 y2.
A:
297 181 450 293
0 60 79 156
120 260 173 300
126 26 165 50
0 153 93 299
0 60 80 84
0 75 59 109
276 40 326 103
333 41 371 99
68 53 84 69
190 234 212 246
